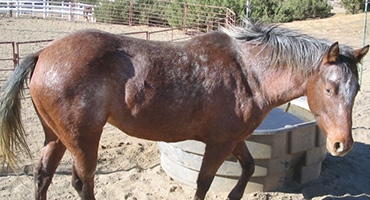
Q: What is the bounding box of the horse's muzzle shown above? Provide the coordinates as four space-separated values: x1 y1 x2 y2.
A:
326 138 354 157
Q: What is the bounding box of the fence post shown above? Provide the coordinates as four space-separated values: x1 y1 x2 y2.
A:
61 1 65 18
129 0 134 26
9 2 14 17
12 42 17 68
360 0 369 86
31 2 35 16
246 0 251 19
225 9 229 28
183 3 188 33
68 2 71 21
69 1 75 21
92 7 96 23
69 2 72 21
16 0 19 17
43 0 46 19
13 42 20 68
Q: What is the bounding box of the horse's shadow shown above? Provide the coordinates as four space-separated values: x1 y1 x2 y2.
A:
277 142 370 199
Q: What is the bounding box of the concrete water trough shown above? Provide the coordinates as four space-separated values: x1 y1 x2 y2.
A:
158 97 327 193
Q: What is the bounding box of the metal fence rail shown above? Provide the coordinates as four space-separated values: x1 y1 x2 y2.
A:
0 41 16 68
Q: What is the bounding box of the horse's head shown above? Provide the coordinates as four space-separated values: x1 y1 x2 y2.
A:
306 42 369 157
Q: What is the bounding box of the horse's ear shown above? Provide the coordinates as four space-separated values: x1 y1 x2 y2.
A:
354 45 369 62
323 42 339 64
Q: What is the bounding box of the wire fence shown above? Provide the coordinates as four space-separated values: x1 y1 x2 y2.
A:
0 42 15 86
0 0 236 33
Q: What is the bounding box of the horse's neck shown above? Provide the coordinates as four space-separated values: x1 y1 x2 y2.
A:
261 68 308 108
243 62 309 110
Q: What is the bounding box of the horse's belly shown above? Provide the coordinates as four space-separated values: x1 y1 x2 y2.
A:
108 104 250 144
108 113 201 142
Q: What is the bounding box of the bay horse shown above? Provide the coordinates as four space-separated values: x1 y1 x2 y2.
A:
0 20 368 200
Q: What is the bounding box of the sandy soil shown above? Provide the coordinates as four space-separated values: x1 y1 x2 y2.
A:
0 12 370 200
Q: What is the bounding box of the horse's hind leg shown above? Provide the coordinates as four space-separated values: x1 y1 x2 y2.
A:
227 141 255 200
34 119 66 200
194 142 237 200
67 129 102 200
70 142 99 200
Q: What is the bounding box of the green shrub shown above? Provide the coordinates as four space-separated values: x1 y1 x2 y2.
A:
141 1 168 26
250 0 332 23
166 0 184 28
94 0 130 24
341 0 366 14
250 0 281 22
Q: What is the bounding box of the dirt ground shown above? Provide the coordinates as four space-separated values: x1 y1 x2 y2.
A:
0 12 370 200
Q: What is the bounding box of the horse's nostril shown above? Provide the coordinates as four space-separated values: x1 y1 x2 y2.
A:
334 141 344 153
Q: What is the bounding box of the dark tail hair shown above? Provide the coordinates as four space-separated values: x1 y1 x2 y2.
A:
0 53 39 171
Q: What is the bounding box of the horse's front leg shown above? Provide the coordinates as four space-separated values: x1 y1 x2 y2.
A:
194 142 237 200
228 141 255 200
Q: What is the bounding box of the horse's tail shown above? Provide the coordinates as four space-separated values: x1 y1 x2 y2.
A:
0 53 39 171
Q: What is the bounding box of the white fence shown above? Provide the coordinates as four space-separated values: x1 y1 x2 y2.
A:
0 0 95 22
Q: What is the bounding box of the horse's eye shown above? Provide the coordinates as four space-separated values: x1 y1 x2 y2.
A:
326 88 332 94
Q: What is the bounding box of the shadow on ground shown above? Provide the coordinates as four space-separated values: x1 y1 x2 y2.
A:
278 142 370 199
